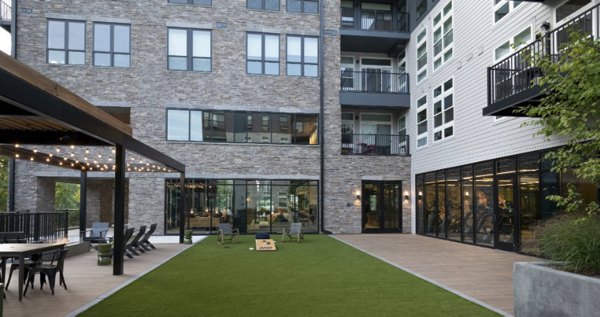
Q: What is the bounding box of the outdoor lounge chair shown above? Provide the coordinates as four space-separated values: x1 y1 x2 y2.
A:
83 222 110 243
282 223 304 243
24 249 68 296
217 223 239 245
139 223 157 251
125 225 146 258
114 227 135 258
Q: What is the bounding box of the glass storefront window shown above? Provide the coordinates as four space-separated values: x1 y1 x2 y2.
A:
462 166 474 243
165 179 319 235
446 168 461 241
424 172 436 237
436 171 446 238
474 162 494 246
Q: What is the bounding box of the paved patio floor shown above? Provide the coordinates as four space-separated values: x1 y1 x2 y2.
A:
334 234 542 316
2 237 198 317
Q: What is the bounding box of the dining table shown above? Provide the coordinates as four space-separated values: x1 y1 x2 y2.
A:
0 242 66 301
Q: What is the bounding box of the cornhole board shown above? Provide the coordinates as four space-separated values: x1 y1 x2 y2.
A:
255 239 277 251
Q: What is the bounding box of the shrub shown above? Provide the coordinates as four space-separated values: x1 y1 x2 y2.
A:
536 213 600 276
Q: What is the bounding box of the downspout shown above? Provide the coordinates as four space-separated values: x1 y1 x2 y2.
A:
319 0 331 234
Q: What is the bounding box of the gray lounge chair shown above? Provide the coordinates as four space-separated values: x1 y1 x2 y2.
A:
217 223 239 245
83 222 110 243
282 223 304 243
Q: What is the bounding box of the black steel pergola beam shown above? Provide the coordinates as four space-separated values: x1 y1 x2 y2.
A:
0 130 108 146
0 61 184 173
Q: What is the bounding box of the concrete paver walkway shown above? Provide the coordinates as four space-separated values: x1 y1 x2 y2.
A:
335 234 542 316
2 240 196 317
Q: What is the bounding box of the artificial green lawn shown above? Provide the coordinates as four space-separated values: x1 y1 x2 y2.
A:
81 235 498 317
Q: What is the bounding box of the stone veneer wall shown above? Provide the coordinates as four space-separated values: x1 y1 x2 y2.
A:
14 0 411 234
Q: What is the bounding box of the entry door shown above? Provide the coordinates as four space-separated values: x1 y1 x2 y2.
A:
362 181 402 233
495 175 517 251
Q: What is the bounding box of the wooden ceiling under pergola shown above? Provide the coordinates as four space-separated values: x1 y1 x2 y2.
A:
0 51 186 275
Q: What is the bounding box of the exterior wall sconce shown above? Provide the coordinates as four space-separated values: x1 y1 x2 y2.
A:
417 191 423 200
403 191 409 202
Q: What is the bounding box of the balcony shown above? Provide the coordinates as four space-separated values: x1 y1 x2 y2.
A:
0 0 11 32
484 4 599 116
341 134 409 156
340 7 410 54
340 70 410 109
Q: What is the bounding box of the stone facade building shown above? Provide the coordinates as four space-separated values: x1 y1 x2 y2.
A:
5 0 599 253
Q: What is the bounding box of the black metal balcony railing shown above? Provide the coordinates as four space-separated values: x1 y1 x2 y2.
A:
488 4 599 106
341 7 409 33
0 211 69 243
341 70 409 94
0 0 11 24
341 134 409 156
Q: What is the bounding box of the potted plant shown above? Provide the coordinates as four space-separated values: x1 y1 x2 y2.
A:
97 243 112 266
183 230 193 244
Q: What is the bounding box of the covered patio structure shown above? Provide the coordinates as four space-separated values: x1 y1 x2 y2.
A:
0 51 186 275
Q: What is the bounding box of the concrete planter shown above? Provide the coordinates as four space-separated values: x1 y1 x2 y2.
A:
514 262 600 317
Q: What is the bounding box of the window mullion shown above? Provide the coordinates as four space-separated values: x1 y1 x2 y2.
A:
188 29 193 71
64 22 70 64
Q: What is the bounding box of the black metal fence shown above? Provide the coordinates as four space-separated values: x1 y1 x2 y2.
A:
0 211 69 242
341 70 409 94
341 7 409 32
488 4 599 105
341 134 409 156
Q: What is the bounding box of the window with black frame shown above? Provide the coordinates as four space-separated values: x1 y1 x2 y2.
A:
247 0 279 11
166 109 318 145
93 22 131 67
247 33 280 75
168 28 211 72
287 0 318 13
287 35 319 77
47 20 85 65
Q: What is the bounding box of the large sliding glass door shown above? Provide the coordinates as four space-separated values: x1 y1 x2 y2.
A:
362 180 402 233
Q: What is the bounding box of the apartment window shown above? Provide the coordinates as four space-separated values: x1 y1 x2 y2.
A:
432 1 453 70
287 0 318 13
93 23 131 67
248 0 279 10
494 27 531 61
416 29 427 83
247 33 280 75
166 109 318 145
168 0 212 5
556 0 591 22
167 109 204 141
432 78 454 142
416 0 427 21
416 96 428 148
287 36 318 77
47 20 85 65
168 28 211 72
494 0 523 23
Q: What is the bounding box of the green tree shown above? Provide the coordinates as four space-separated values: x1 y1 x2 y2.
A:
522 32 600 216
0 156 8 211
55 182 80 210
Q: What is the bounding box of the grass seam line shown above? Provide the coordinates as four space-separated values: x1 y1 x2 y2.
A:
329 235 513 317
66 236 207 317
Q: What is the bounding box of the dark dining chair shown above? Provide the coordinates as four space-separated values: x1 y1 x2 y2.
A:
24 249 68 296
